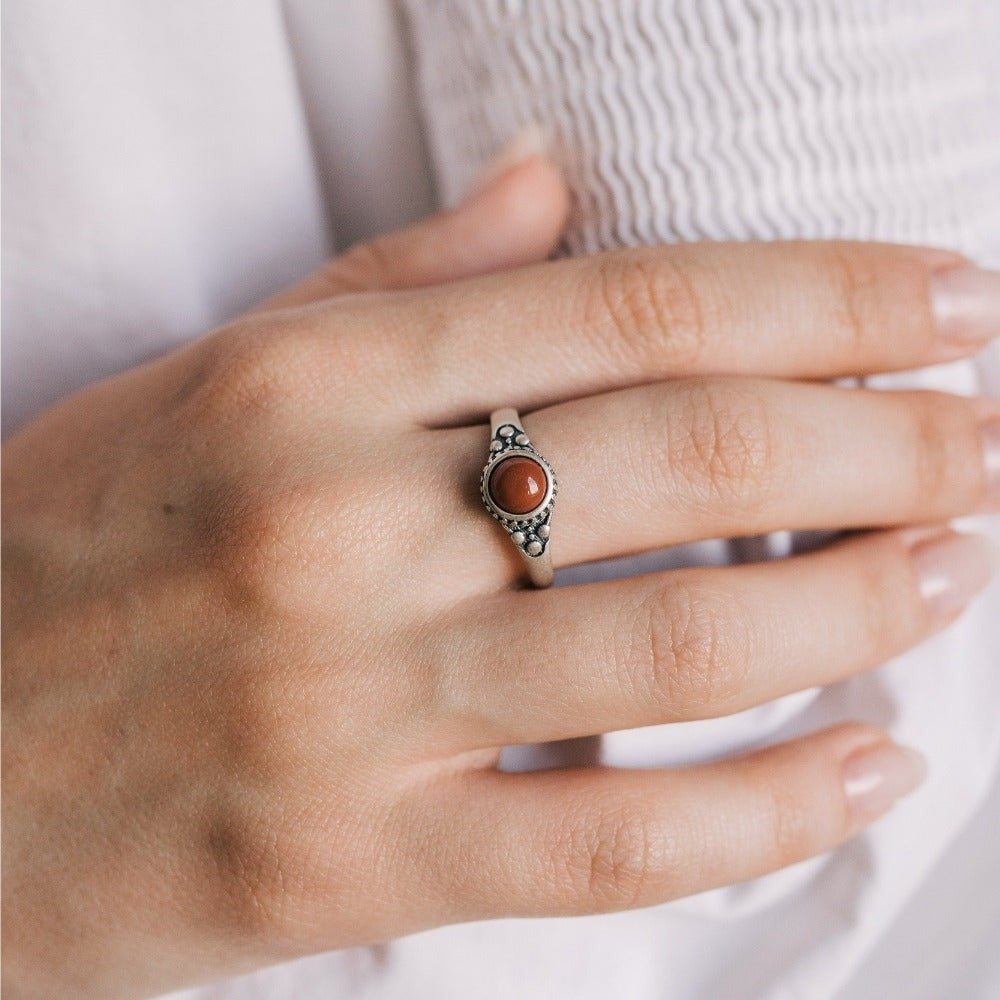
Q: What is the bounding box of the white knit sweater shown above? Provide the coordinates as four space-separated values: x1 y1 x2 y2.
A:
405 0 1000 264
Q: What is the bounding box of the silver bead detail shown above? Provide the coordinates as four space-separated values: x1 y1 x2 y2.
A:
498 425 515 438
536 524 550 540
490 440 503 452
515 433 530 446
511 531 526 545
526 539 543 556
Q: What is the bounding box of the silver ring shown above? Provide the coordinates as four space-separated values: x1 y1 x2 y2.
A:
480 407 557 588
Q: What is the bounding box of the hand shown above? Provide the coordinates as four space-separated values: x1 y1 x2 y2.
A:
3 154 997 1000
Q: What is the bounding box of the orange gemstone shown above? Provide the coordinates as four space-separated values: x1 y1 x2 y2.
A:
488 455 547 515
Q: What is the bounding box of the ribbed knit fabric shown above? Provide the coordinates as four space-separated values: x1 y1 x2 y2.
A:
404 0 1000 265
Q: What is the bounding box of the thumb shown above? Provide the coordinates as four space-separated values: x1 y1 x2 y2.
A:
253 130 570 312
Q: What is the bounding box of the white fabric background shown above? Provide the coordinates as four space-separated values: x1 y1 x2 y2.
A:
2 2 998 998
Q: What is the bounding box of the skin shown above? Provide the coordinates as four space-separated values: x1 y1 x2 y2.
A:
2 157 996 999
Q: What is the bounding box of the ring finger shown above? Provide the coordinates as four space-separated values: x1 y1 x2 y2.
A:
446 377 997 575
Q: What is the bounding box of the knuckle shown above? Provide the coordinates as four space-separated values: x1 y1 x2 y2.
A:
180 324 316 429
202 482 343 618
194 460 395 616
201 678 329 943
825 244 878 355
212 488 307 600
206 784 388 949
331 238 398 293
822 244 941 361
854 562 897 664
423 649 491 743
909 396 953 509
558 802 673 912
854 539 921 657
204 805 305 943
382 621 465 742
586 251 710 372
636 579 751 718
421 596 537 746
201 680 307 935
908 393 984 514
669 380 777 507
760 777 818 870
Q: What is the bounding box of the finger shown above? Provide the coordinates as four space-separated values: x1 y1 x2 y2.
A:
455 379 996 571
402 723 926 920
370 240 1000 423
250 149 570 311
431 529 996 748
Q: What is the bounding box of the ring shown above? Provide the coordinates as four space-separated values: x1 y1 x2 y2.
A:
480 408 557 587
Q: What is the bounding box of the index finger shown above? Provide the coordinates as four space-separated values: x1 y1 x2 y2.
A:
370 240 997 423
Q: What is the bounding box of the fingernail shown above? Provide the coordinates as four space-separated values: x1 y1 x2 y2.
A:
843 741 927 827
981 418 1000 510
930 265 1000 345
910 531 998 621
460 124 548 205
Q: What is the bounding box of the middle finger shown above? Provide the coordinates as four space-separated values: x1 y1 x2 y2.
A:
429 528 994 748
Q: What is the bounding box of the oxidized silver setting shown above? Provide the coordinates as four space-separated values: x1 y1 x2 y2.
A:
480 408 557 587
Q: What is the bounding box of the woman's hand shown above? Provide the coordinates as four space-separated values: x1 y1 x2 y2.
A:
3 155 997 1000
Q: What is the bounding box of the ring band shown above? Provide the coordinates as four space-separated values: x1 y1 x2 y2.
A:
480 408 557 588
